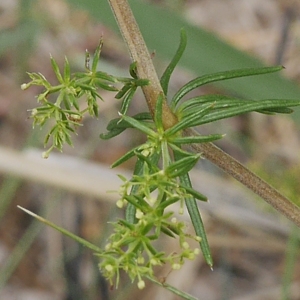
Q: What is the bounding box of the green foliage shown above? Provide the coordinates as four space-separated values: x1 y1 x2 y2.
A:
22 40 148 158
21 30 300 296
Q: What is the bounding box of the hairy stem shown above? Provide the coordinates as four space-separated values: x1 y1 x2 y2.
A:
108 0 177 129
185 129 300 227
107 0 300 227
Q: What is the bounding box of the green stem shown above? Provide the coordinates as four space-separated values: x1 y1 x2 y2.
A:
161 140 170 170
17 206 102 253
146 275 199 300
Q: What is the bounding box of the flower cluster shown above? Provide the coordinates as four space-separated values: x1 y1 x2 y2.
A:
98 210 200 289
97 89 221 287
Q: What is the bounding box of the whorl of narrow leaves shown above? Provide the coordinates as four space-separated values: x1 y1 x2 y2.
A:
22 40 148 157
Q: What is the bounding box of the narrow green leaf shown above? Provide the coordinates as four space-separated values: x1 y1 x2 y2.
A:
76 83 97 92
94 71 118 82
159 196 181 210
125 152 161 224
120 86 137 115
134 152 160 174
106 113 152 131
186 192 214 265
33 105 53 112
44 132 51 146
173 151 213 268
172 66 283 107
125 203 137 224
177 94 238 113
142 239 158 254
160 28 187 96
176 96 215 113
106 117 123 131
179 95 296 117
92 39 103 73
121 114 157 137
126 158 144 223
171 134 224 145
92 99 99 117
132 112 153 121
111 146 139 168
64 131 73 146
95 80 118 91
63 93 71 110
160 226 176 238
154 93 164 131
116 85 131 99
63 56 71 83
50 55 63 84
179 184 207 202
180 101 240 118
123 195 148 211
99 128 125 140
63 110 81 118
101 113 153 139
118 219 135 231
129 61 138 79
169 143 195 157
191 99 300 127
133 78 149 87
165 154 200 178
68 94 80 111
257 107 294 114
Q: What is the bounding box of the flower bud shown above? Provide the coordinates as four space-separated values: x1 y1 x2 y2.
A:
171 217 177 223
42 151 49 159
135 209 144 219
150 258 159 266
137 256 145 264
137 280 145 289
116 199 124 208
21 83 29 90
105 264 113 272
182 241 189 249
194 248 200 255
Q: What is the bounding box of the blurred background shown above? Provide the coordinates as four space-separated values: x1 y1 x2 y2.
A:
0 0 300 299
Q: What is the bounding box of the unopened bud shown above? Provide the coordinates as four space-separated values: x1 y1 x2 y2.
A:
21 83 29 90
42 151 49 159
137 280 145 289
